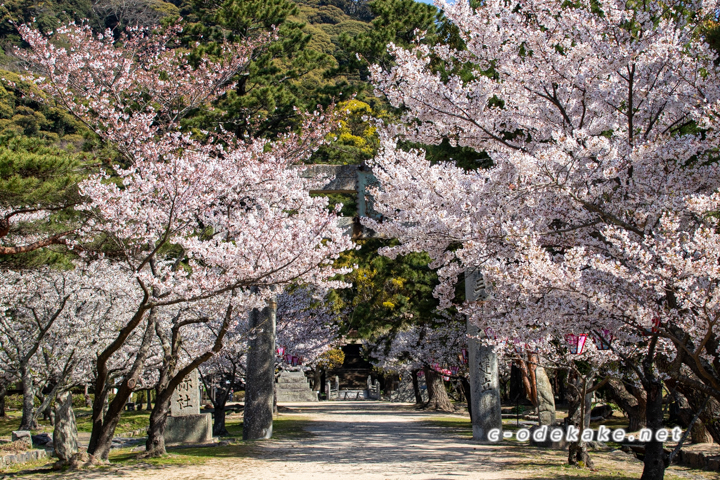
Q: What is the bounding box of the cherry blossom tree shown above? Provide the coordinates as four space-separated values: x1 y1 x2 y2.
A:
371 314 467 411
198 331 249 436
144 294 252 456
276 287 341 368
0 261 138 430
16 22 354 460
364 0 720 477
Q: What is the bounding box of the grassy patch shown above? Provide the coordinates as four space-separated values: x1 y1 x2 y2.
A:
424 416 473 437
0 411 25 437
0 408 150 438
525 460 690 480
0 455 54 475
272 415 313 440
3 413 313 476
108 444 250 467
75 408 150 435
102 413 311 469
220 413 312 442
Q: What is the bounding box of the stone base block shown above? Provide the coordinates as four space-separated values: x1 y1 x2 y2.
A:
1 449 47 468
529 425 567 449
164 414 213 445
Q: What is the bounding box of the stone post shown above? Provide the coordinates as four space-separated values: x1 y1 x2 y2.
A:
535 366 556 426
243 298 277 440
465 268 502 442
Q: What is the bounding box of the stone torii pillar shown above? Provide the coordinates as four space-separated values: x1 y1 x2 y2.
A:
465 268 502 441
243 298 277 440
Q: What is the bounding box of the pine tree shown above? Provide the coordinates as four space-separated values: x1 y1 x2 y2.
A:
0 135 89 262
180 0 341 138
0 71 93 261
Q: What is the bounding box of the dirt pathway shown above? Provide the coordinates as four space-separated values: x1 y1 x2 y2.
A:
10 402 716 480
74 402 537 480
232 402 528 480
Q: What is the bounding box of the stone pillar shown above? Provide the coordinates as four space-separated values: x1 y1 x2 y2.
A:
465 268 502 442
243 298 277 440
535 366 556 426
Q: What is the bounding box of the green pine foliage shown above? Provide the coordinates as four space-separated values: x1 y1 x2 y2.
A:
0 70 97 266
0 134 92 268
337 0 440 80
179 0 348 139
332 238 440 338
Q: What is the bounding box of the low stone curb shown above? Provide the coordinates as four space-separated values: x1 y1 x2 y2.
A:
119 428 147 438
0 449 47 468
679 450 720 472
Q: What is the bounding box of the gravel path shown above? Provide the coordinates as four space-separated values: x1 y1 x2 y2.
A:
13 402 715 480
232 402 528 480
76 402 534 480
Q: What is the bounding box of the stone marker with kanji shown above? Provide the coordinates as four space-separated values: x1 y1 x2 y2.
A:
164 370 213 445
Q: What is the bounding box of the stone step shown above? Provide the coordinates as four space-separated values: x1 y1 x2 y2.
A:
336 389 369 400
277 385 310 392
276 393 318 402
277 378 310 384
275 370 317 403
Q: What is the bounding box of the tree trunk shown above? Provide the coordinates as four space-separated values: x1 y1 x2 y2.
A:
0 384 6 417
527 353 539 409
145 390 171 456
423 366 453 412
35 387 58 426
691 421 713 444
146 302 236 455
88 312 157 461
605 379 647 432
146 389 153 410
20 368 37 430
566 373 594 469
516 358 539 408
640 380 666 480
312 369 322 393
88 392 127 460
461 377 472 422
666 379 720 444
510 363 524 403
411 369 422 404
212 389 230 436
669 389 715 444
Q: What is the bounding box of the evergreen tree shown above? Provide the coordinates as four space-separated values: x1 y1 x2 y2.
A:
180 0 343 138
0 135 89 261
0 72 93 261
332 238 440 339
